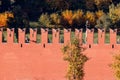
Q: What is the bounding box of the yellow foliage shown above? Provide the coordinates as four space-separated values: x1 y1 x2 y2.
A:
50 13 60 25
62 37 88 80
95 10 105 19
62 9 84 26
109 4 120 23
73 9 84 20
0 12 14 27
85 11 96 26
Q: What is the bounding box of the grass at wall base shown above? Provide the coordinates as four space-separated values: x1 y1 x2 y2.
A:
61 37 88 80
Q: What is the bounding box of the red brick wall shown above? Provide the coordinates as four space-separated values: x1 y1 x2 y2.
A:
0 28 119 80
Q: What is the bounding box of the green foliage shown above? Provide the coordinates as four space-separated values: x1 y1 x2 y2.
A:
29 22 39 28
38 13 62 28
111 54 120 80
109 3 120 28
61 37 88 80
1 0 120 22
1 0 120 29
38 13 52 28
50 13 61 27
95 14 112 29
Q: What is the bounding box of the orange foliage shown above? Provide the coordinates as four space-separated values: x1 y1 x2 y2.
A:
73 10 84 20
95 10 105 19
0 12 14 27
62 10 84 26
85 11 96 26
62 10 74 25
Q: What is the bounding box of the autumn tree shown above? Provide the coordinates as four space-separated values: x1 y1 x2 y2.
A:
108 3 120 28
62 37 88 80
95 10 105 19
61 9 85 28
94 0 112 12
85 11 96 28
85 0 97 11
0 11 14 27
61 10 74 28
50 13 61 27
38 13 51 28
72 10 84 28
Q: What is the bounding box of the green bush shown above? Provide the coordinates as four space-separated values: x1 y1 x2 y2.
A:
50 13 61 28
38 13 52 28
95 14 112 30
109 3 120 28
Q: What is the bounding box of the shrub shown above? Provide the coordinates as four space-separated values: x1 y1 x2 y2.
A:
61 37 88 80
38 13 52 28
95 14 112 30
111 54 120 80
50 13 61 27
109 3 120 27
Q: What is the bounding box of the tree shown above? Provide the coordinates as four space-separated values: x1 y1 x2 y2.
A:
38 13 51 28
61 9 84 28
61 10 74 27
61 37 88 80
47 0 70 12
72 10 84 28
13 0 47 21
85 11 96 28
0 0 11 12
108 3 120 28
0 11 14 27
50 13 61 27
94 0 112 12
95 10 105 19
95 14 112 30
85 0 97 11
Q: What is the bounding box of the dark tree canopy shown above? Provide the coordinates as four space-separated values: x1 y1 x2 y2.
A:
0 0 120 23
